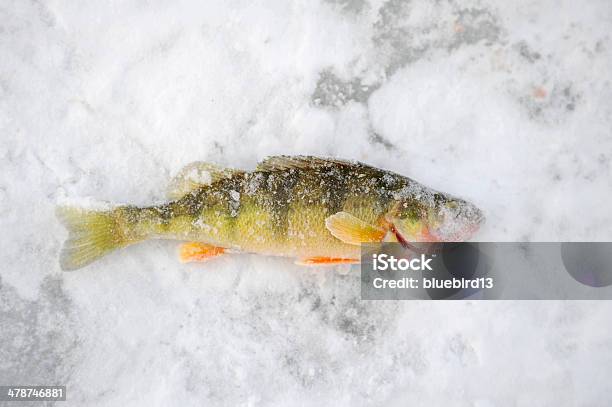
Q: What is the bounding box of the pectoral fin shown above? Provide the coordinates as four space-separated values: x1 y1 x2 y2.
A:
295 257 360 266
179 242 226 263
325 212 386 245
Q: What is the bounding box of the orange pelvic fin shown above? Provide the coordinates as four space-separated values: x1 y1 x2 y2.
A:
179 242 226 263
295 257 360 266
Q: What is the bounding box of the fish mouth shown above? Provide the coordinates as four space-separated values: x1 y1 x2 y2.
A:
446 207 485 241
448 214 485 241
464 210 485 239
474 210 486 226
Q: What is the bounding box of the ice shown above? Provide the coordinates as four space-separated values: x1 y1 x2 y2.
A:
1 0 612 406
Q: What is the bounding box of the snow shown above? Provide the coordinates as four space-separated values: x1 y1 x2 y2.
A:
1 0 612 405
230 190 241 202
185 168 213 186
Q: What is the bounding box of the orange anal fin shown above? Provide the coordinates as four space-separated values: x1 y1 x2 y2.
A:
179 242 226 263
295 257 360 266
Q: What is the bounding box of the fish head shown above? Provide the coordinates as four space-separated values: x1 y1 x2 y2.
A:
387 191 485 243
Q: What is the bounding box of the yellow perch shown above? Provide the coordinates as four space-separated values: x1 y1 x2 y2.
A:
57 156 484 270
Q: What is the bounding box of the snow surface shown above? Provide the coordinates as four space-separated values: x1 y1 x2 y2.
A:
1 0 612 405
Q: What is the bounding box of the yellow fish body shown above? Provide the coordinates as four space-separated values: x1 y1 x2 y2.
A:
57 156 484 270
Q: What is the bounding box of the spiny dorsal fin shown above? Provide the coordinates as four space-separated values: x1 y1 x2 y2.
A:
325 211 386 245
256 155 369 172
167 161 243 200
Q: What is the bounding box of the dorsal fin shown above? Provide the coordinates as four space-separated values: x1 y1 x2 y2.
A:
167 161 243 200
256 155 368 172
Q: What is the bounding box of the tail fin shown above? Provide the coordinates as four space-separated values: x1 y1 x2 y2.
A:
56 205 130 271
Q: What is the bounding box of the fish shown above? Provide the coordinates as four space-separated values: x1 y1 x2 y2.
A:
57 156 485 270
